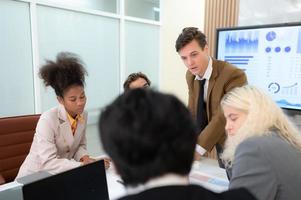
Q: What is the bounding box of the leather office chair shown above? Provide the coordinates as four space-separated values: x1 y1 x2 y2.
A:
0 174 5 185
0 114 40 184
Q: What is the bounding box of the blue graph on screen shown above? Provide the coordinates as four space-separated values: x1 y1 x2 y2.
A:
276 83 300 109
266 31 276 41
224 55 253 69
268 82 280 94
217 24 301 110
298 29 301 53
225 31 259 53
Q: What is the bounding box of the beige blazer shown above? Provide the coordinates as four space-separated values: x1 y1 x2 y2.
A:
186 59 247 152
16 105 88 179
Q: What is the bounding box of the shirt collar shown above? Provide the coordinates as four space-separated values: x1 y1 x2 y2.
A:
67 113 84 124
195 56 212 81
126 174 189 195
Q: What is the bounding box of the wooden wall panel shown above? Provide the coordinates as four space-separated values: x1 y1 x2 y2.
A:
203 0 239 159
204 0 239 57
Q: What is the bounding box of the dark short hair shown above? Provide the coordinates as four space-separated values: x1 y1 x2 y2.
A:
99 89 197 186
39 52 87 97
123 72 151 91
175 27 207 52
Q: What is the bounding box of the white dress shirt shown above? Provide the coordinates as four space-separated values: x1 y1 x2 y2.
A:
194 57 213 155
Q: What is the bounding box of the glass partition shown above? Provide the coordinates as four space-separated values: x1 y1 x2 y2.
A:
0 0 34 117
125 0 160 21
38 0 118 13
125 21 160 89
37 5 120 114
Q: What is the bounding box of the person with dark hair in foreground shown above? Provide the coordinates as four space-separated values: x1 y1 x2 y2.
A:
98 89 256 200
123 72 151 91
16 52 109 179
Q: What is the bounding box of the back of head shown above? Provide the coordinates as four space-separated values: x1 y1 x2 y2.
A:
123 72 151 91
175 27 207 52
39 52 87 97
99 89 197 186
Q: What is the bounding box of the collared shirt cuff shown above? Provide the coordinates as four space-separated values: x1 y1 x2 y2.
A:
195 144 206 155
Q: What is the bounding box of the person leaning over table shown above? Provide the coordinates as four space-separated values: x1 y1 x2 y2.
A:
221 85 301 200
175 27 247 166
98 88 256 200
16 52 110 179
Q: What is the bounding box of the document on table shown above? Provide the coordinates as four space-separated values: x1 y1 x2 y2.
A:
189 159 229 192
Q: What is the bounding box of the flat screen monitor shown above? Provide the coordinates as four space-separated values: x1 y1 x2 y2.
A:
22 160 109 200
216 22 301 110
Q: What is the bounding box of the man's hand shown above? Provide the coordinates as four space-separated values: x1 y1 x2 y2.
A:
102 157 111 169
80 155 95 165
194 151 202 161
82 155 111 169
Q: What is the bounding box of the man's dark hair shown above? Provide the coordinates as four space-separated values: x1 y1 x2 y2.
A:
175 27 207 52
39 52 87 97
98 89 197 186
123 72 151 91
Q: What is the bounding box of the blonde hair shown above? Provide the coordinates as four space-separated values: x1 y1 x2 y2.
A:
221 85 301 167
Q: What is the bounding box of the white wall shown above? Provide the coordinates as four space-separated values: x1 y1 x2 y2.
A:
160 0 205 104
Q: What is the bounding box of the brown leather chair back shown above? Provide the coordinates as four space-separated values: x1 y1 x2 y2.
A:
0 173 5 185
0 114 40 184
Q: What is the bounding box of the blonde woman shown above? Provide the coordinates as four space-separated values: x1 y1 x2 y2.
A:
221 85 301 200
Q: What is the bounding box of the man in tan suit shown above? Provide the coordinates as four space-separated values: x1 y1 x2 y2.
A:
175 27 247 166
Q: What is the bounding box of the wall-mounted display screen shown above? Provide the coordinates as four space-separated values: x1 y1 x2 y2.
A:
216 23 301 110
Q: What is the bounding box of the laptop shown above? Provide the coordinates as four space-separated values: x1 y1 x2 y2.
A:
22 160 109 200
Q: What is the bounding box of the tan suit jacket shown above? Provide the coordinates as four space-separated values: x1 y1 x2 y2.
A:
186 59 247 152
16 105 88 178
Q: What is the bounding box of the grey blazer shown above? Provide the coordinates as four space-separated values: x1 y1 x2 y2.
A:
229 133 301 200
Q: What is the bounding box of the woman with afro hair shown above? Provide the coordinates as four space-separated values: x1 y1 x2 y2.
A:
16 52 109 179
